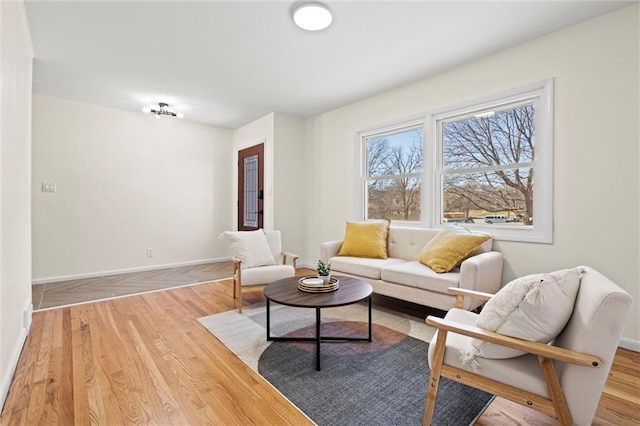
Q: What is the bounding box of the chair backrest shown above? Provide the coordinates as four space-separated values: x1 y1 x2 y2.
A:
554 266 633 425
263 230 282 263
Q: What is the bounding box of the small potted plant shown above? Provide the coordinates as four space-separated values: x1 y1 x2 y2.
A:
317 260 332 284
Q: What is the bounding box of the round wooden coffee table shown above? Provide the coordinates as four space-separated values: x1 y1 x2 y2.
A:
263 275 373 371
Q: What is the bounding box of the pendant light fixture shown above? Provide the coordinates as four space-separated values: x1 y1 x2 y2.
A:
142 102 184 119
292 2 333 31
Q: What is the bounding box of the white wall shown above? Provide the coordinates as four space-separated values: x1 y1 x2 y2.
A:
231 112 307 260
32 95 233 280
232 113 275 230
1 0 33 409
273 113 306 258
303 5 640 345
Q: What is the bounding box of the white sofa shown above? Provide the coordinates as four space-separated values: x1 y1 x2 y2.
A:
320 226 503 311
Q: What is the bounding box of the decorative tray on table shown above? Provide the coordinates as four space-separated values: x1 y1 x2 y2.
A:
297 276 340 293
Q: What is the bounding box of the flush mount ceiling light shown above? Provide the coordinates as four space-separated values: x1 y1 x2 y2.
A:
142 102 184 119
292 2 332 31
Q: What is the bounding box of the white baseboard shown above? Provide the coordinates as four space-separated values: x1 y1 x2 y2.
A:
0 327 28 412
32 257 231 285
23 301 33 331
619 336 640 353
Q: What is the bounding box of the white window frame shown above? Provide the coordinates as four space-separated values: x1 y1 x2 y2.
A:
356 118 426 225
426 79 554 243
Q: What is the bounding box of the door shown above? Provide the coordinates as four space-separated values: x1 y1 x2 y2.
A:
237 144 264 231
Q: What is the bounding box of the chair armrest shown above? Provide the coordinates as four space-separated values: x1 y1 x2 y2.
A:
281 251 298 269
232 256 242 273
320 240 343 263
425 315 602 368
447 287 494 308
458 251 503 310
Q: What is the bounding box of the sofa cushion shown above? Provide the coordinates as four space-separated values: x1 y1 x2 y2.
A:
241 264 294 286
338 220 390 259
428 308 549 397
468 267 584 360
387 227 440 261
418 226 490 273
381 261 460 294
329 256 406 280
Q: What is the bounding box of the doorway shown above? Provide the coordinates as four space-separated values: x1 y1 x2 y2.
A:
237 143 264 231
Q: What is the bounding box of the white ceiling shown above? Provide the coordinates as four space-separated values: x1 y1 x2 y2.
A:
25 1 634 129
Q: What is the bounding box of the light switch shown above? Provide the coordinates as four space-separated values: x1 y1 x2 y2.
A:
41 182 57 192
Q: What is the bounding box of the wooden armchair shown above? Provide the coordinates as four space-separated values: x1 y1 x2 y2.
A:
232 230 298 313
422 266 632 425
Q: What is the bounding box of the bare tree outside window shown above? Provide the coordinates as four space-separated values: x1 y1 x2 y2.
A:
365 128 423 221
359 81 551 242
441 104 535 225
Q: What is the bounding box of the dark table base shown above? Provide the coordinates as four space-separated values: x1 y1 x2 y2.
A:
266 297 372 371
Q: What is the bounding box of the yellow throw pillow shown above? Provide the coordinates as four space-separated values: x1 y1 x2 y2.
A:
338 220 390 259
419 227 490 273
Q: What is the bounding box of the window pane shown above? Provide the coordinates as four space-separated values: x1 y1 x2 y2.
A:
243 154 259 228
366 128 423 178
443 169 532 225
443 104 535 170
367 177 421 221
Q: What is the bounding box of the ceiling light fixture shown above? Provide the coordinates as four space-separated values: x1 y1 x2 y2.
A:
142 102 184 119
292 2 332 31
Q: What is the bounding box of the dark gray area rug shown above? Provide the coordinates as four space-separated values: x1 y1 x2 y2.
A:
199 303 493 425
258 321 493 426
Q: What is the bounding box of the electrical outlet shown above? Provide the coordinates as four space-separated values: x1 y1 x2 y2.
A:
147 248 154 257
41 182 57 192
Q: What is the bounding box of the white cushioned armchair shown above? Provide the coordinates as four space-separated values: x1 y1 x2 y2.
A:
226 230 298 313
422 266 633 425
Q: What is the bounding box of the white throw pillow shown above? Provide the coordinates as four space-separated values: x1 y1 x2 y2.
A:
461 267 584 366
224 230 276 269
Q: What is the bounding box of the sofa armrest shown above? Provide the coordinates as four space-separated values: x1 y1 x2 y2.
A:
320 240 343 264
458 251 503 310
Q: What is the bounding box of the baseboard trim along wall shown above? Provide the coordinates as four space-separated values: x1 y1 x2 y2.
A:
32 257 231 285
0 328 27 413
0 302 32 412
620 337 640 353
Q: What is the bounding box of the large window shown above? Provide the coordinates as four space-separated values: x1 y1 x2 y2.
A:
359 80 553 243
430 80 553 243
441 102 536 225
362 122 424 221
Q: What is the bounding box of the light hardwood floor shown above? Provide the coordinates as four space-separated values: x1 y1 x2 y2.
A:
3 271 639 425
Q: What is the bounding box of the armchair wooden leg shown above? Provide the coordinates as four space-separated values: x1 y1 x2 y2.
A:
238 288 243 314
422 329 448 425
538 356 573 425
234 266 243 313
